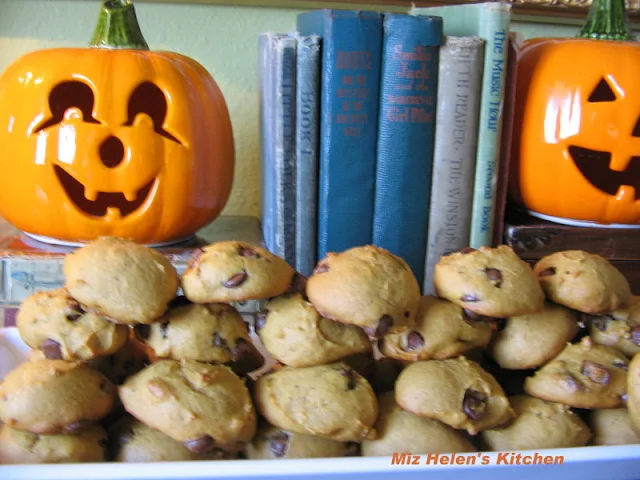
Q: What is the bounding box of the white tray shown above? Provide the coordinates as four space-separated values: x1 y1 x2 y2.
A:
1 327 640 480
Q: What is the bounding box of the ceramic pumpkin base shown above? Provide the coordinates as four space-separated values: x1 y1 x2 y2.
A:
22 232 195 248
523 208 640 230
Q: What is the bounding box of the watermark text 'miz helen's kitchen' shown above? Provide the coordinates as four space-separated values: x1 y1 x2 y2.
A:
392 452 565 466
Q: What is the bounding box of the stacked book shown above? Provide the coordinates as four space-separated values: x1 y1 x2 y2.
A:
258 2 513 293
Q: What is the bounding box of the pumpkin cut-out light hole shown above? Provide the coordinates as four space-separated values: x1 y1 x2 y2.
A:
568 77 640 202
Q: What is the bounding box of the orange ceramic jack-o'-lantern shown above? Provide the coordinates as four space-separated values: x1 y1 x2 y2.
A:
0 0 234 245
509 0 640 226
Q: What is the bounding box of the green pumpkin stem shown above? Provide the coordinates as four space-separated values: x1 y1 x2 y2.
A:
90 0 149 50
577 0 634 40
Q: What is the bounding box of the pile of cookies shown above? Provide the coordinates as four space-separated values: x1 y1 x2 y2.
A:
0 238 639 464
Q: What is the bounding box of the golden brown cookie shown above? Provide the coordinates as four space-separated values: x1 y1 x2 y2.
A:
305 245 421 339
63 237 179 325
0 424 107 464
244 422 351 459
256 293 372 367
486 302 579 370
588 409 639 446
627 353 640 437
394 356 514 435
133 299 264 375
253 362 378 442
0 359 115 434
119 359 256 454
524 337 628 409
480 395 591 451
16 288 129 361
87 336 152 385
379 295 492 362
590 296 640 358
534 250 631 314
433 245 545 318
181 241 295 303
361 392 475 456
108 416 230 462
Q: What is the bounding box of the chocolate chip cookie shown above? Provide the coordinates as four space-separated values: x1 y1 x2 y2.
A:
379 295 492 362
108 416 231 462
305 245 421 339
480 395 591 451
534 250 632 314
361 392 475 456
524 337 628 409
394 356 515 435
486 302 580 370
119 359 256 454
256 293 372 367
244 422 351 459
588 409 639 446
16 288 129 361
253 362 378 442
64 237 179 325
627 352 640 437
433 246 545 318
181 241 295 304
0 424 107 464
589 296 640 357
0 359 115 434
133 299 264 375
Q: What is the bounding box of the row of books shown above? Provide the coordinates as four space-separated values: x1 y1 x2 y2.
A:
258 2 512 293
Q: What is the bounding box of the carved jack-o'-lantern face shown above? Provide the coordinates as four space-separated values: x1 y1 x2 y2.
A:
0 1 234 244
509 38 640 225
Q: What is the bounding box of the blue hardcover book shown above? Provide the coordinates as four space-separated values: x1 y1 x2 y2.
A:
372 13 443 283
258 33 297 266
294 34 321 276
297 10 383 260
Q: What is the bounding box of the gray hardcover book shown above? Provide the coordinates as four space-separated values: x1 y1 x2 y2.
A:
258 33 297 267
293 34 320 277
423 36 484 294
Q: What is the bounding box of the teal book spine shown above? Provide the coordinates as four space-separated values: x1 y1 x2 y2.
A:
410 2 511 249
372 13 443 283
297 10 383 261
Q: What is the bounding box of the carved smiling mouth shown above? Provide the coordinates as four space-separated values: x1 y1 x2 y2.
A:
568 146 640 200
54 165 155 217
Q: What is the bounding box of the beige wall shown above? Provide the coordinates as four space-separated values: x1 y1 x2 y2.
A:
0 0 581 216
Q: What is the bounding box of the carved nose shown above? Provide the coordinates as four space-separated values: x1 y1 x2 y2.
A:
99 136 125 168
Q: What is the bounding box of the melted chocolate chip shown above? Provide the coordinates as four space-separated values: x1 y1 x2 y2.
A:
405 331 424 351
160 322 170 339
631 326 640 346
254 310 268 332
223 271 248 288
313 262 329 275
485 268 503 287
612 359 628 371
212 333 228 349
268 432 289 458
538 267 556 277
41 339 63 359
63 420 93 433
287 272 308 294
184 435 216 454
238 245 259 257
168 296 192 309
229 338 265 375
462 389 487 421
459 247 477 254
460 295 479 303
564 373 583 392
133 324 151 341
581 361 611 385
340 368 357 390
373 315 394 338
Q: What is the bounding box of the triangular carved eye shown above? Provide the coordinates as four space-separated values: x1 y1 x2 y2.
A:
588 78 616 103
